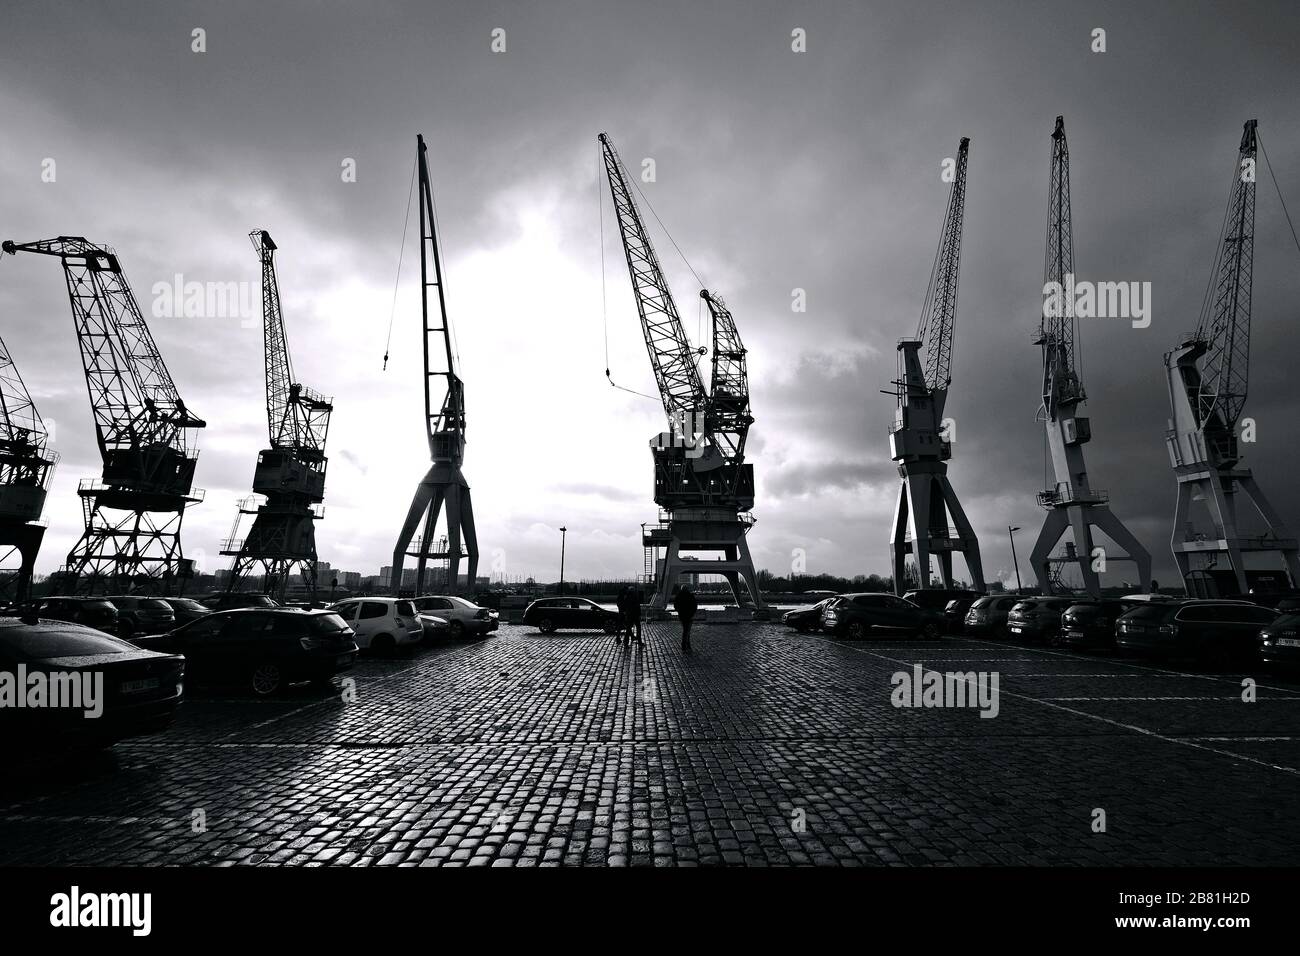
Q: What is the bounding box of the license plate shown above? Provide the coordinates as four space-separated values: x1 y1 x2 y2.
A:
1009 624 1024 632
120 678 159 694
1277 638 1300 648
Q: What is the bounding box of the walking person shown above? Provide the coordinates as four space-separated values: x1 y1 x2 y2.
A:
616 585 640 646
673 584 698 653
627 584 642 645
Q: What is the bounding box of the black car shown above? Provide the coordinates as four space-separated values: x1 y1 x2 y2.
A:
7 596 119 633
782 598 834 633
903 588 983 615
943 596 981 633
962 595 1021 636
1006 597 1076 642
134 608 357 696
104 595 176 638
0 618 184 749
1058 600 1130 649
1115 600 1278 663
199 593 281 612
161 597 213 626
822 593 943 640
522 598 621 634
1259 612 1300 668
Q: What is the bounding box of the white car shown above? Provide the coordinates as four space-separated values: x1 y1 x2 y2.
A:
410 595 499 638
328 598 423 654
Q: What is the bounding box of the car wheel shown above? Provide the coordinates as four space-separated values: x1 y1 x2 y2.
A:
538 617 556 635
920 622 941 640
250 662 284 697
603 621 620 634
846 621 868 640
370 634 396 656
449 620 465 639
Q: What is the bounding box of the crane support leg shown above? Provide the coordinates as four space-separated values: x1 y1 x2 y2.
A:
391 465 477 596
940 476 985 591
1030 508 1071 596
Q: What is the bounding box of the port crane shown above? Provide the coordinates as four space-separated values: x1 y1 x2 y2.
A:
1027 118 1152 598
888 137 984 594
599 132 767 615
221 230 332 600
0 334 57 599
389 135 479 596
1164 119 1299 597
1 237 205 594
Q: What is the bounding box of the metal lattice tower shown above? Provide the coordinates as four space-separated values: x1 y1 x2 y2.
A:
0 334 58 599
2 237 205 595
599 133 767 616
1165 119 1298 596
221 230 333 600
1026 118 1152 598
888 137 984 594
390 134 479 596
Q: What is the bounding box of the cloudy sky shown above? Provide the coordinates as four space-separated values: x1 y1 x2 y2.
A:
1 0 1298 589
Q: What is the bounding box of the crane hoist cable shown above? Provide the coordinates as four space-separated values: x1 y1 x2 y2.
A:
1258 131 1300 259
382 154 418 370
596 143 685 404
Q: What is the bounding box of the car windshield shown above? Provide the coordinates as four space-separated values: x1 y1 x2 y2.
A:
81 601 116 610
170 599 206 611
1011 602 1034 612
0 625 138 660
140 599 171 610
396 601 416 617
1123 605 1174 621
308 613 350 633
447 597 475 609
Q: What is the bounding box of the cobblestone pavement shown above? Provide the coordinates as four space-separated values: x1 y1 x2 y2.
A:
3 621 1300 866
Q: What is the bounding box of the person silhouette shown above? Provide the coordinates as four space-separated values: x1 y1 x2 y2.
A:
672 584 698 653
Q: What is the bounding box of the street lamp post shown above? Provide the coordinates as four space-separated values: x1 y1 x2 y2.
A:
558 526 567 596
1008 526 1023 593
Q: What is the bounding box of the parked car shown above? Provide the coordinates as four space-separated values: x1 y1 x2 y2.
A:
1115 600 1279 663
409 595 499 638
104 595 176 638
1058 599 1130 649
415 613 452 643
135 608 357 696
782 598 834 633
200 593 281 612
0 618 184 748
821 593 943 640
962 595 1021 636
522 598 622 634
1006 597 1076 642
160 597 213 626
1259 612 1300 668
327 598 422 654
943 596 981 633
903 588 983 615
7 596 119 633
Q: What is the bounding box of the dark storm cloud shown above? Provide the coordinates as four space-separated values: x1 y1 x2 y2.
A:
1 0 1298 584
